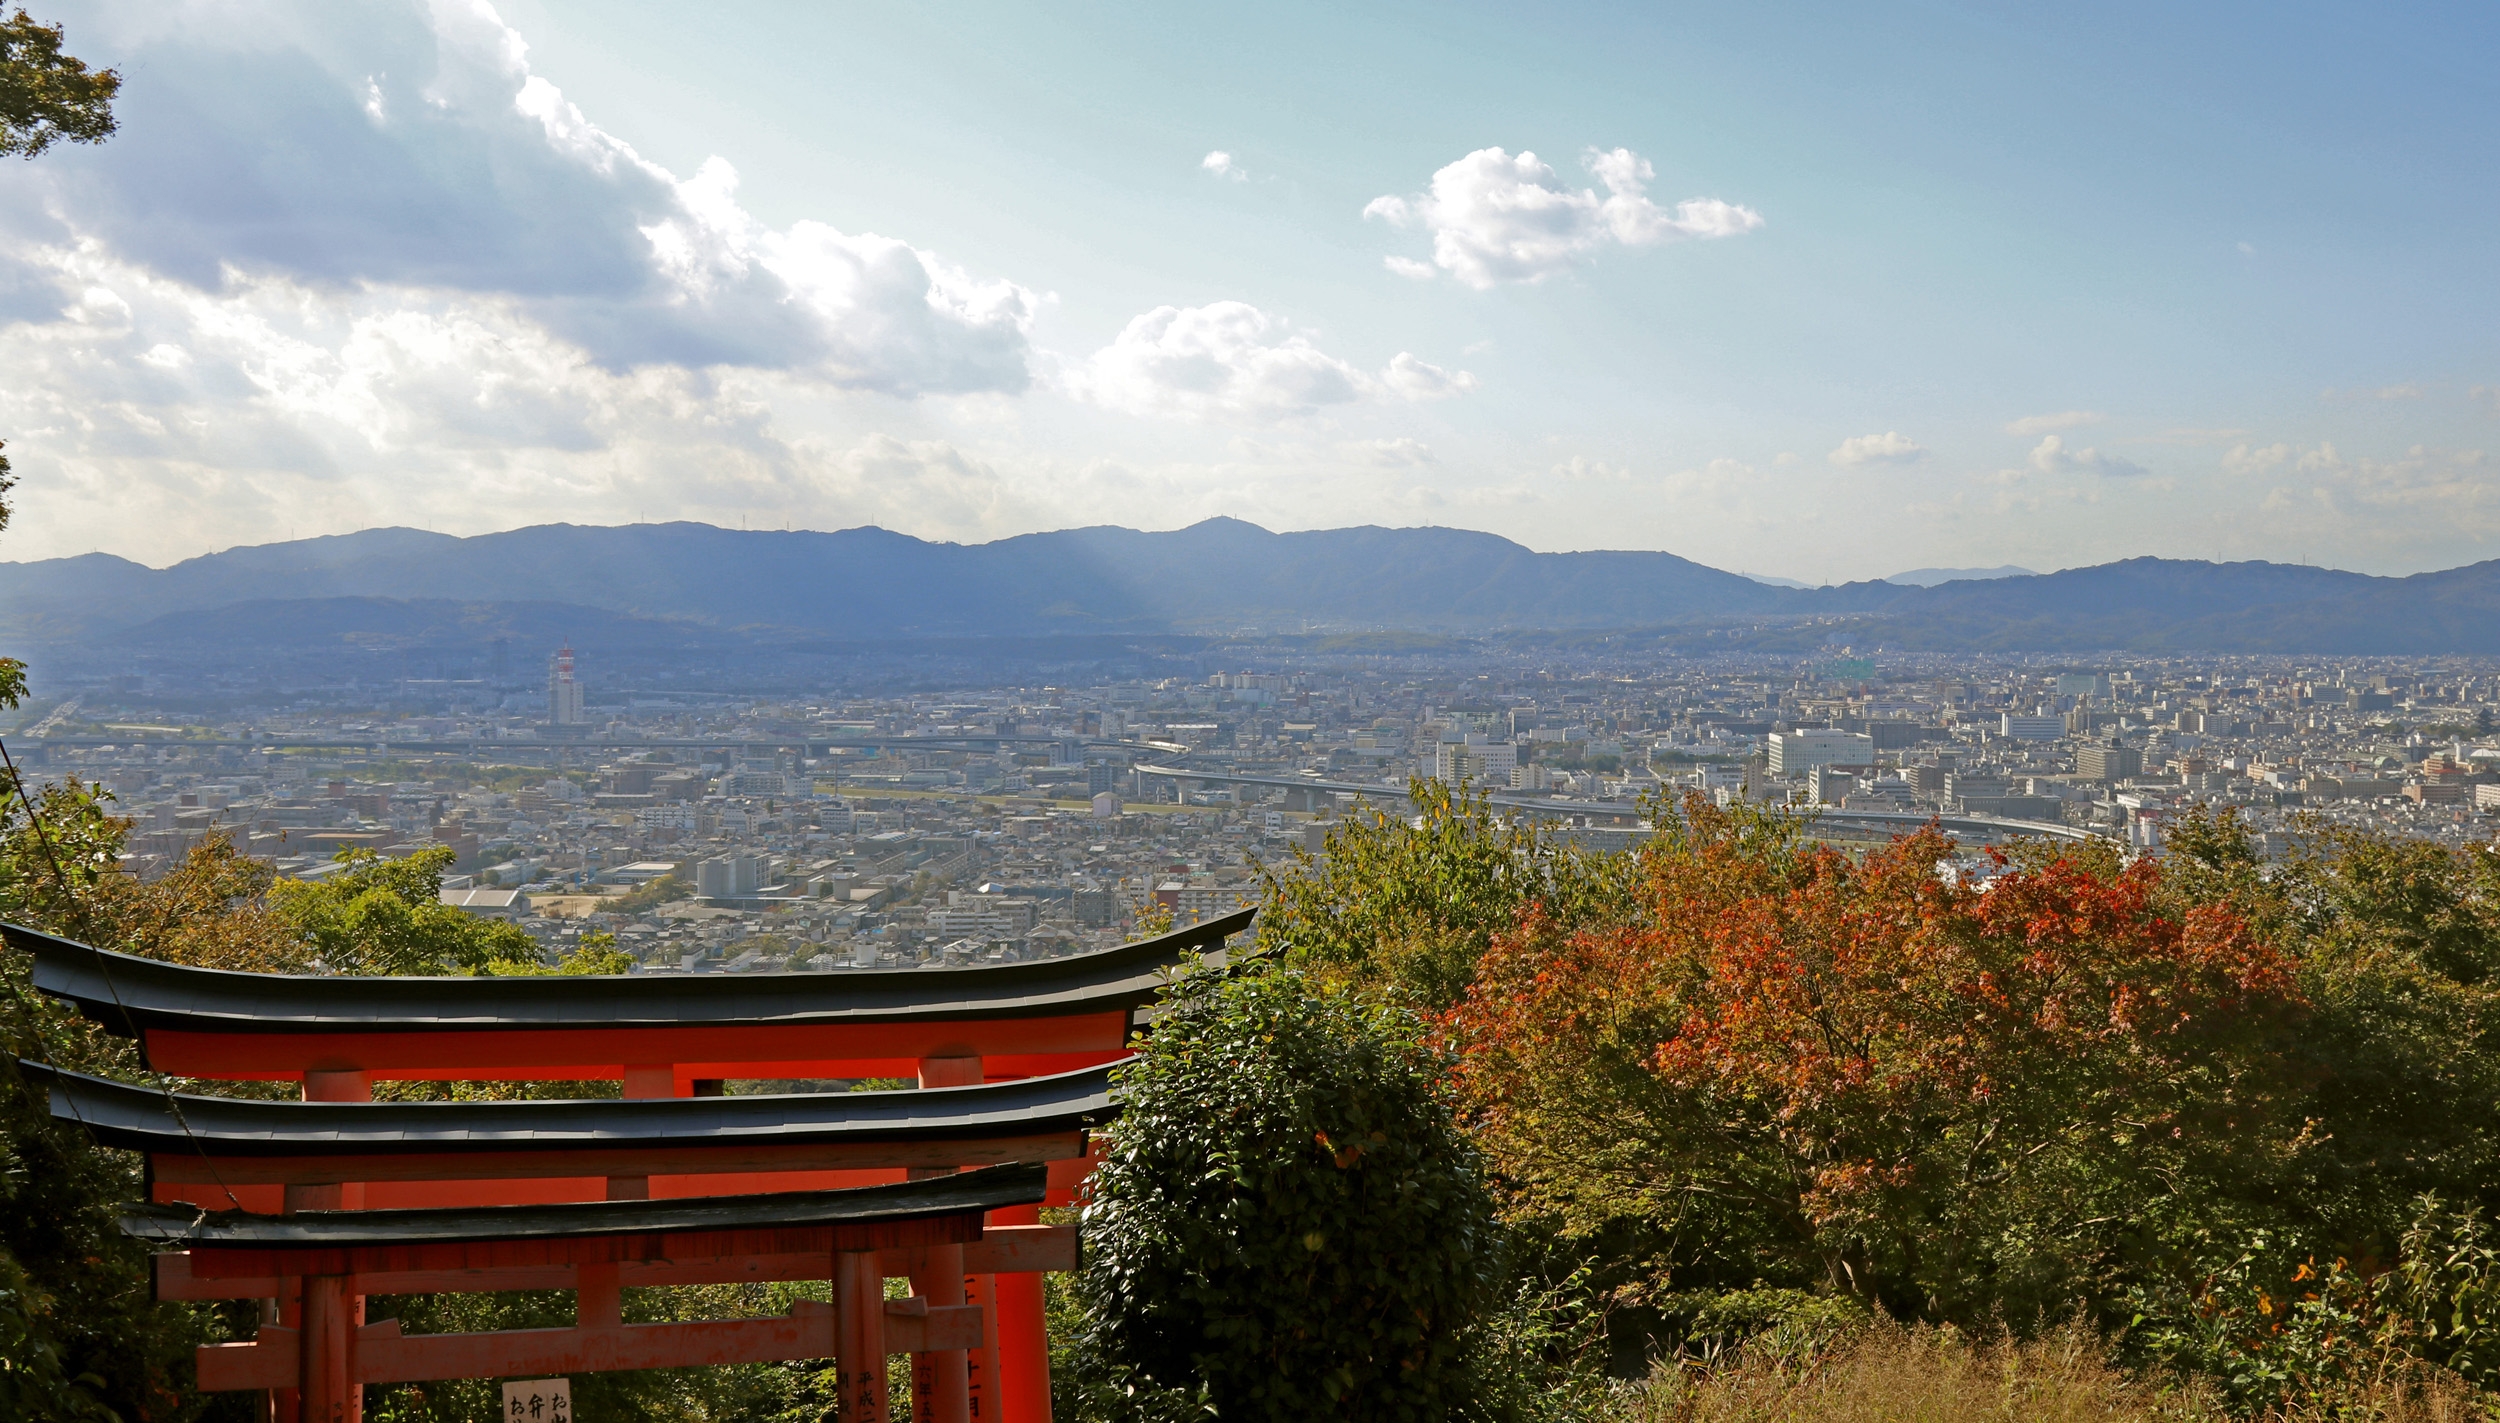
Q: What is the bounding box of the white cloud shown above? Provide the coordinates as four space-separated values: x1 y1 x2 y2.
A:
1551 455 1636 483
1064 301 1473 421
2005 410 2104 436
0 3 1536 560
1353 437 1435 467
2280 440 2489 492
808 433 1034 535
2274 442 2497 521
2022 434 2146 477
1672 457 1756 492
4 0 1039 395
1363 146 1762 288
0 236 1139 561
1379 351 1475 400
1201 151 1247 181
2221 442 2292 475
1829 431 1925 466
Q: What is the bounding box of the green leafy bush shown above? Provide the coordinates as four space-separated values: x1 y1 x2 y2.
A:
1073 960 1498 1421
2126 1193 2500 1414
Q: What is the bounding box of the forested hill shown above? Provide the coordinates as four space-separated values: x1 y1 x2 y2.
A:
0 519 1783 639
2 518 2497 653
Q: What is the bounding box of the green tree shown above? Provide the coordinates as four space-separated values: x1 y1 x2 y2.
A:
0 784 228 1419
267 846 540 976
1253 778 1633 1011
2255 821 2500 1246
0 442 17 547
0 8 117 159
1073 961 1498 1422
486 930 635 977
611 872 691 914
2149 807 2500 1247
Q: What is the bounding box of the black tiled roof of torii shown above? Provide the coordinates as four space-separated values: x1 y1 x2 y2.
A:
120 1160 1047 1250
9 905 1254 1036
21 1059 1117 1157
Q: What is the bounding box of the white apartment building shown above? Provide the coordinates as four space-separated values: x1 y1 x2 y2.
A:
2000 714 2064 742
1766 729 1873 777
695 854 763 899
634 804 695 831
1174 885 1258 921
1434 733 1518 784
1683 763 1747 791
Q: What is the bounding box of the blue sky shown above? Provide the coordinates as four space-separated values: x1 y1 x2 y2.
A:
2 1 2495 580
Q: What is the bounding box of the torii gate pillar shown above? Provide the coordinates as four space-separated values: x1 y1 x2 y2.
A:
295 1069 373 1423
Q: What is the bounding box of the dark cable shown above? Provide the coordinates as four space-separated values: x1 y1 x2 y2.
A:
0 733 245 1219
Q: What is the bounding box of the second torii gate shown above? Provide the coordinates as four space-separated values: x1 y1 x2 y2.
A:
123 1163 1055 1423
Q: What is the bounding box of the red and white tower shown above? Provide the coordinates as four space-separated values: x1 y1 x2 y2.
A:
547 641 585 724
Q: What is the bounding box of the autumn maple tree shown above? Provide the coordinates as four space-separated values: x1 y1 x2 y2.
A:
1443 794 2307 1326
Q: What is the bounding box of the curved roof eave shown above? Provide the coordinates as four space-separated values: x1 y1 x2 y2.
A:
123 1160 1049 1249
26 1059 1119 1157
12 906 1253 1037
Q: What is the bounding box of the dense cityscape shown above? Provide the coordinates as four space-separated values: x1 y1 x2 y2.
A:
19 640 2498 975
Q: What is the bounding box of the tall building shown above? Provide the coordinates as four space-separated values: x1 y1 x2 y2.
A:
696 854 763 900
1804 764 1860 805
546 643 586 725
1434 734 1517 784
2076 744 2143 782
1766 728 1873 777
2000 713 2063 742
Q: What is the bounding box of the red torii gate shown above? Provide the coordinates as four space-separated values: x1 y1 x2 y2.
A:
17 908 1255 1423
125 1165 1051 1421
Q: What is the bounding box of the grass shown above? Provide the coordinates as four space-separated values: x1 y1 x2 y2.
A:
1601 1322 2490 1423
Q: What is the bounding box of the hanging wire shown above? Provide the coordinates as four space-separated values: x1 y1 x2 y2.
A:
0 733 248 1221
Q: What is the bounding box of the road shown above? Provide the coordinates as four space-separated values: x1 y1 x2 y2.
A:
1128 762 2104 844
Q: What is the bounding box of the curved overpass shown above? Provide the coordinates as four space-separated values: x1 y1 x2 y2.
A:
1129 763 2105 845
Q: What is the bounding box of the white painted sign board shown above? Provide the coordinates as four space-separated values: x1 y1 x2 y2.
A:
501 1377 573 1423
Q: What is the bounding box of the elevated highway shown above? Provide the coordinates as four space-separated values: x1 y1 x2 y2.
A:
1128 763 2105 846
14 732 1163 757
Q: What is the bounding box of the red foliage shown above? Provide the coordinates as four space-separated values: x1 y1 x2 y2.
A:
1439 800 2302 1303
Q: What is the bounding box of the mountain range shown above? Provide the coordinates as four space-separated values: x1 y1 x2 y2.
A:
0 518 2492 658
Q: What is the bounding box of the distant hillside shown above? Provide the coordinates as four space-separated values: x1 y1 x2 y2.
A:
3 519 2497 654
1848 558 2500 654
1883 565 2037 587
108 598 715 652
0 518 1785 641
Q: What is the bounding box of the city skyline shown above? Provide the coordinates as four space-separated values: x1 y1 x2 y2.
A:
2 2 2496 580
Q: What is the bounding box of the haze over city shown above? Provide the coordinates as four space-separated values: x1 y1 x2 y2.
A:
4 1 2498 579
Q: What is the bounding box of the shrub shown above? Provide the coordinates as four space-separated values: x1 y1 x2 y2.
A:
1073 960 1498 1421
